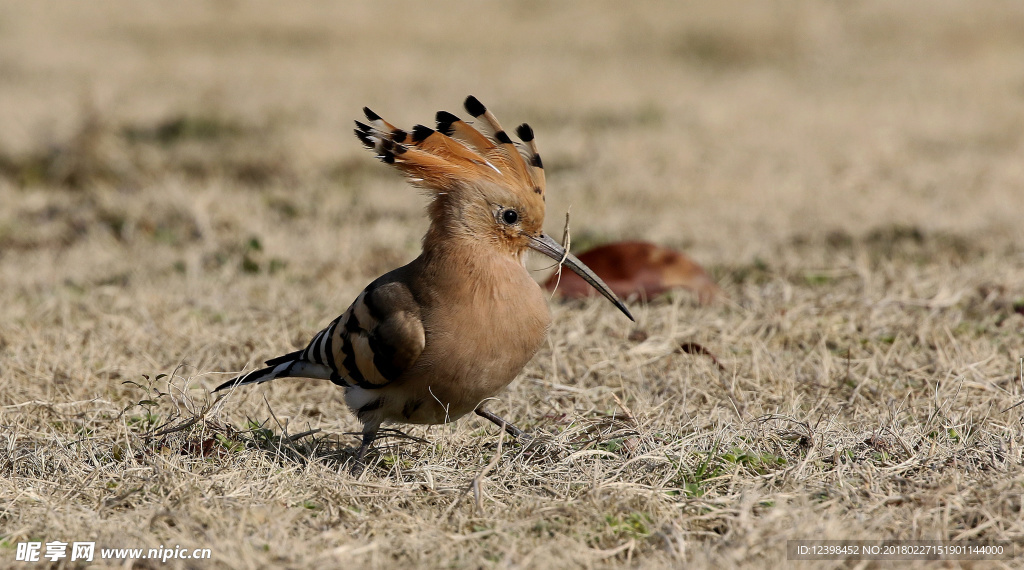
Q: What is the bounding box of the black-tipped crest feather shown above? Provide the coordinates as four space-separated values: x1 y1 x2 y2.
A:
411 125 434 143
354 129 373 148
435 111 460 135
464 95 486 117
363 107 381 121
515 124 534 142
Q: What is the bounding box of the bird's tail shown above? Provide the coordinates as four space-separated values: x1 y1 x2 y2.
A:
214 351 334 392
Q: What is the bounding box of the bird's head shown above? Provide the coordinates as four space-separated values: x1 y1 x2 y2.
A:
355 96 633 322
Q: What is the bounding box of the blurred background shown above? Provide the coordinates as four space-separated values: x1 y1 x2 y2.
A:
4 1 1023 260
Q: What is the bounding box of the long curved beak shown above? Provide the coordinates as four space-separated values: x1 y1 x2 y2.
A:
529 233 634 322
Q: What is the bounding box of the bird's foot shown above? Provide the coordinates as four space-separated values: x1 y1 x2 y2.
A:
348 430 378 476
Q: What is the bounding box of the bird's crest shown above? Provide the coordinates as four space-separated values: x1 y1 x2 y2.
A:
355 96 545 198
355 96 547 251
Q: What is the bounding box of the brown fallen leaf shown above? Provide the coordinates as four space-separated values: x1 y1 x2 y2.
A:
544 241 721 304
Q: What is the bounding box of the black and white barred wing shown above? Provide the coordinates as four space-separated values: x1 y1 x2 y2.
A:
304 281 425 388
214 281 425 392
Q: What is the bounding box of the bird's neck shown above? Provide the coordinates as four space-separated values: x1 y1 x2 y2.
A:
419 238 525 279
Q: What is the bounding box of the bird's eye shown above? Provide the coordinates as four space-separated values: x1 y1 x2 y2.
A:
501 209 519 225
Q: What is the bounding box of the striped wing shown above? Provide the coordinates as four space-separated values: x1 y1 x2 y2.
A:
301 280 425 389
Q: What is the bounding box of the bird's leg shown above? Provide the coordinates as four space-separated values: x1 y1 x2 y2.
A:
475 407 527 440
350 426 379 476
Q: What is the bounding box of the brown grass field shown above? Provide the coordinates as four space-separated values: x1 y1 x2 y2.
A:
2 2 1024 568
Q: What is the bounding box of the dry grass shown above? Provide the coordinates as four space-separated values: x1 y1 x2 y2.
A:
2 1 1024 568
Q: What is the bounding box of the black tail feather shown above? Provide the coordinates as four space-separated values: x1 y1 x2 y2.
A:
213 363 285 392
264 350 303 367
214 357 335 393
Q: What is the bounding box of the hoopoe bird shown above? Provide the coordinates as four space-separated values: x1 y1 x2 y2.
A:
215 96 633 466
